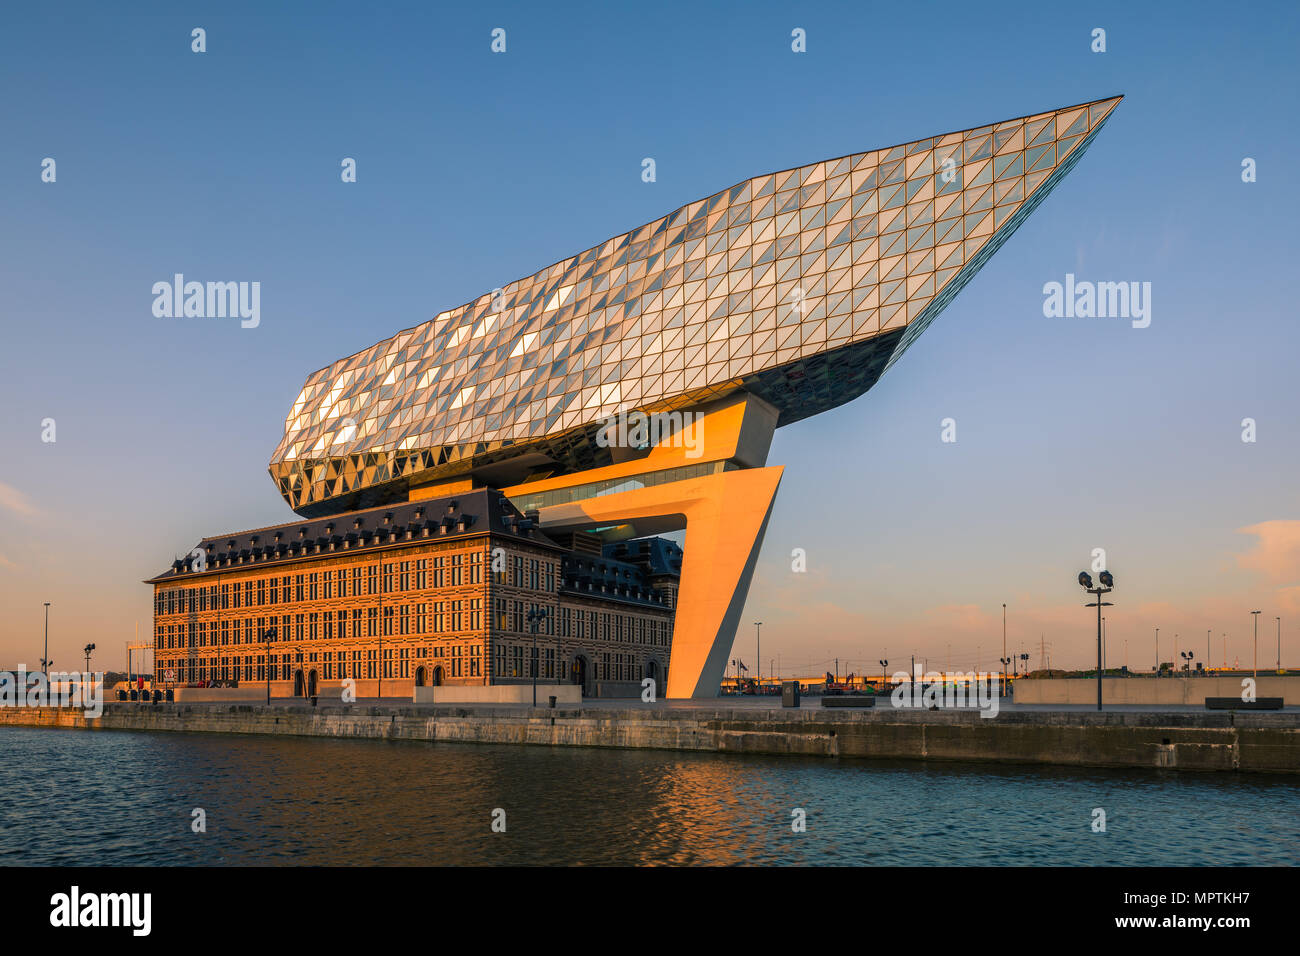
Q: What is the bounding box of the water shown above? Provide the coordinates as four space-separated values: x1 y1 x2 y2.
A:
1 726 1295 865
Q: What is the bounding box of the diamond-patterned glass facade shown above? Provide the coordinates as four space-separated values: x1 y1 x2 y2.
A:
272 97 1121 516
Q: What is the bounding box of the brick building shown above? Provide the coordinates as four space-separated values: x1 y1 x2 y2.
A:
146 489 678 699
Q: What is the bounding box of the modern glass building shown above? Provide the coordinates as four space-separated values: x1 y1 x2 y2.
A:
174 96 1122 699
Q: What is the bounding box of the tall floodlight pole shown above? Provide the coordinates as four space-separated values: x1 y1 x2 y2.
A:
1251 611 1261 678
1155 627 1159 678
1276 617 1282 673
1079 571 1115 712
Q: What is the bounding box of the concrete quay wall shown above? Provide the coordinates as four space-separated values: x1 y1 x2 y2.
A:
1014 675 1300 706
0 703 1296 774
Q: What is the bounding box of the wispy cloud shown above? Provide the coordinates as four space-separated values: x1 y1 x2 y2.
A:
0 483 41 519
1236 520 1300 586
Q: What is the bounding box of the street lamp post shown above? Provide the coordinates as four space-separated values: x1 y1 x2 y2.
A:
1251 610 1261 678
1155 627 1159 677
83 643 95 678
1078 570 1115 712
42 602 51 677
1001 603 1007 684
754 621 762 693
1277 617 1282 673
527 606 550 706
263 628 276 705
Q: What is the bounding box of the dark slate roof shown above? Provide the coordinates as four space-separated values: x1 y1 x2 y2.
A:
560 546 674 610
145 488 562 584
603 537 684 578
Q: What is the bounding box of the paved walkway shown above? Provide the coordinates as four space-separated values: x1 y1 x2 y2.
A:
230 695 1299 714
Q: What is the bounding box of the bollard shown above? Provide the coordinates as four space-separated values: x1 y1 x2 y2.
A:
311 695 318 707
549 696 557 708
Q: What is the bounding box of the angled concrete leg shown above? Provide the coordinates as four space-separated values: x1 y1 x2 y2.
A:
537 465 783 698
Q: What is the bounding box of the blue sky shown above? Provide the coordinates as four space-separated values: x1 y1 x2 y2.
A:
2 0 1297 675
